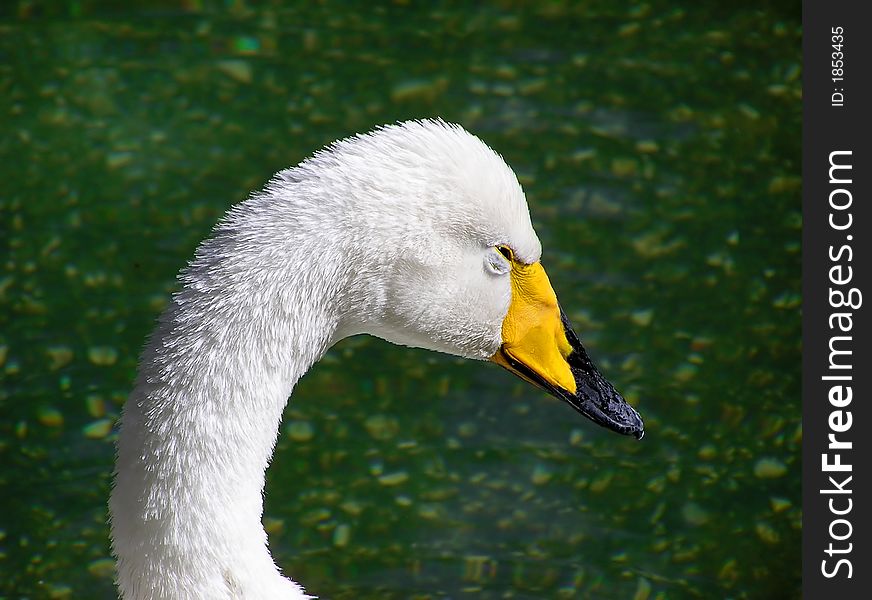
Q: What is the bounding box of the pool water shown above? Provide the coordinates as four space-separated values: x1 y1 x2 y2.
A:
0 2 800 598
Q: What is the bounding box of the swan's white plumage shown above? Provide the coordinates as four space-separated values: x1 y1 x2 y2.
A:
110 119 541 599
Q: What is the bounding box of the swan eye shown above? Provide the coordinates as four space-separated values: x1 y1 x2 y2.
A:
486 246 512 275
497 245 514 262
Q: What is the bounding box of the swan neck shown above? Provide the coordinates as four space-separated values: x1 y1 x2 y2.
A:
110 221 333 599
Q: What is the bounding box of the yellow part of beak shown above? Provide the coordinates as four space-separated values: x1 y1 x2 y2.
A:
491 261 577 394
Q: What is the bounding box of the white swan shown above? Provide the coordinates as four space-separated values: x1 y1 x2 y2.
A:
109 119 643 599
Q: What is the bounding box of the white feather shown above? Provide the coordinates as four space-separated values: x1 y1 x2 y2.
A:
109 119 541 599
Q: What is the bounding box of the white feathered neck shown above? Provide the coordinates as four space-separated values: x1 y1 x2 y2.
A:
109 120 539 599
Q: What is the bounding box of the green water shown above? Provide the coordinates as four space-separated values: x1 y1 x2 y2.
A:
1 2 801 598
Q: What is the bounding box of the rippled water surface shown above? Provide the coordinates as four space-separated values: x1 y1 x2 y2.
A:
1 2 800 598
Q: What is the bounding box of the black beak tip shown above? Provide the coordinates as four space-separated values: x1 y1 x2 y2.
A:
562 365 645 440
557 306 644 440
624 408 645 440
605 398 645 439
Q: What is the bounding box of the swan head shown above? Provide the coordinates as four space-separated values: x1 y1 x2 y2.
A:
277 119 643 438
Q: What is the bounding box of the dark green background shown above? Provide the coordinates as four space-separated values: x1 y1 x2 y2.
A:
1 2 800 598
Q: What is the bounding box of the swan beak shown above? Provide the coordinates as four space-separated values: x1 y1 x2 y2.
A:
490 262 644 439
